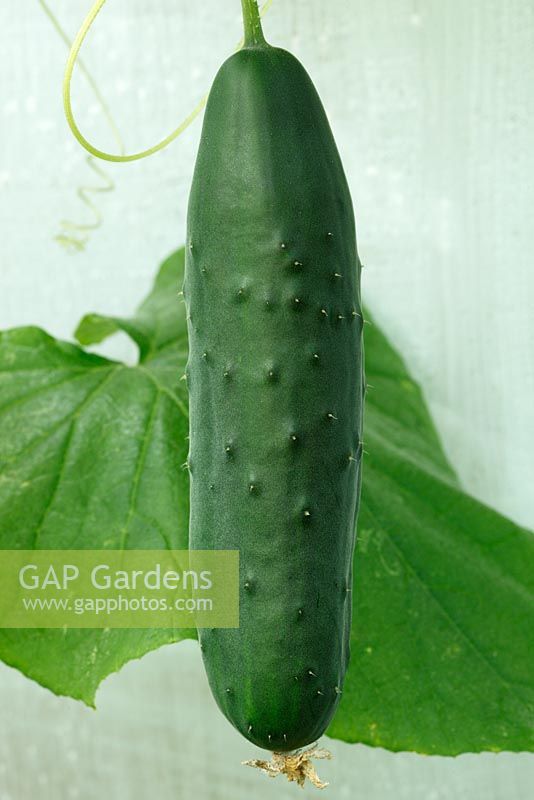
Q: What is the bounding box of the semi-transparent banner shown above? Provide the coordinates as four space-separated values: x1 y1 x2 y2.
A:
0 550 239 629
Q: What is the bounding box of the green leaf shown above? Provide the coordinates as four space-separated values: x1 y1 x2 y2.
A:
75 249 188 363
0 248 532 752
0 252 193 704
328 341 534 753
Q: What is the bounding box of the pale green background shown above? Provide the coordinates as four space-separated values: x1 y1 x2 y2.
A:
0 1 533 798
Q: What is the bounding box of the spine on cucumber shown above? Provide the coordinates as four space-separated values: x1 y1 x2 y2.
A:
185 1 364 753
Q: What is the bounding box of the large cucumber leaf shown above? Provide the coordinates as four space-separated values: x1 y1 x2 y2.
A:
329 316 534 753
0 248 532 753
0 251 193 704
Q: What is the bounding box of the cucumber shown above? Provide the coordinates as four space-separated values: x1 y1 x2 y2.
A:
185 0 364 753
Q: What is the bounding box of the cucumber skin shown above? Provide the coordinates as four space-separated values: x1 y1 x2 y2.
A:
185 44 364 752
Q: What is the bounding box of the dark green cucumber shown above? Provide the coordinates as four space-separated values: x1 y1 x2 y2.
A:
185 1 364 753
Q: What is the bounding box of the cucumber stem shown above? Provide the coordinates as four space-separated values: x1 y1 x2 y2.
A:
241 0 266 46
